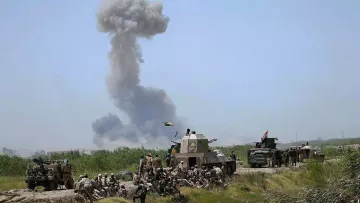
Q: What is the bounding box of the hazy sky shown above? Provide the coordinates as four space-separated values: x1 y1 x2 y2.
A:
0 0 359 152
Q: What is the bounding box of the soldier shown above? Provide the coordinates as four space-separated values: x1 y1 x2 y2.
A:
164 181 181 196
74 175 84 193
185 128 191 136
118 184 128 199
139 155 145 177
146 153 153 171
169 155 176 168
284 149 290 167
177 161 184 172
62 159 74 189
102 173 109 186
109 173 117 184
271 150 276 167
165 154 171 167
152 154 162 170
95 174 103 188
276 149 282 167
267 155 272 168
78 176 96 203
230 151 236 161
133 180 148 203
133 171 140 185
214 165 225 183
291 149 297 166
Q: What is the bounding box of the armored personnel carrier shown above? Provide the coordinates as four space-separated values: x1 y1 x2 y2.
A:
25 157 74 190
247 136 280 168
299 145 325 162
168 131 236 175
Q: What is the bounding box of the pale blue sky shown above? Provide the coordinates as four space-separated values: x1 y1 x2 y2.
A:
0 0 359 152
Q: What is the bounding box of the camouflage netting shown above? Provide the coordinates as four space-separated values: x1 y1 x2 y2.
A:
264 150 360 203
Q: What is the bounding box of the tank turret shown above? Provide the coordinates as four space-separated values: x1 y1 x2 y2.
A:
260 137 277 149
180 133 210 153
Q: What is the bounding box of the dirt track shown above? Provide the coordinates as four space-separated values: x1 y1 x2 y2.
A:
0 166 303 202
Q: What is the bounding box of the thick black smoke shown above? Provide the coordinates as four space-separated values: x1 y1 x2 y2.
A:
93 0 184 148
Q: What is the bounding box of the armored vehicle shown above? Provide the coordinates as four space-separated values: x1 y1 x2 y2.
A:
247 136 280 168
169 131 236 175
25 157 75 190
299 145 325 162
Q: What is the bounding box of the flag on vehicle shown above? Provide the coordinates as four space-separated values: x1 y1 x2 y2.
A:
261 130 268 140
163 121 173 126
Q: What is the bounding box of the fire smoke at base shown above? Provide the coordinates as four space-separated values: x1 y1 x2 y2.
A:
92 0 184 148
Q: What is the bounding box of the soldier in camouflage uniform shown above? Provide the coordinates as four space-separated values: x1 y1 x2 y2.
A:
145 153 153 171
133 180 148 203
139 155 145 177
152 154 162 170
61 159 74 189
118 184 128 199
169 155 176 168
77 175 96 203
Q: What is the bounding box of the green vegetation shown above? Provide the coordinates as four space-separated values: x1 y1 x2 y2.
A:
1 140 359 202
98 150 360 203
0 145 253 178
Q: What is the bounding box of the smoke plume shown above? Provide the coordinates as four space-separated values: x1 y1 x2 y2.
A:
93 0 184 148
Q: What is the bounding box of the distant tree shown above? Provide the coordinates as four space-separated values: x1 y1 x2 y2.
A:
2 147 16 156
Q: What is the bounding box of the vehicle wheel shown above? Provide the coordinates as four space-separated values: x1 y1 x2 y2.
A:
46 181 57 191
250 164 256 168
227 166 232 175
27 182 35 190
66 178 74 189
257 164 262 168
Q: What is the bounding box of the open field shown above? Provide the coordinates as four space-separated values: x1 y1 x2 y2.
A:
1 157 358 203
0 140 359 202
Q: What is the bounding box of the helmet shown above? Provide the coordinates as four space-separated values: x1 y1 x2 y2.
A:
98 174 102 177
110 173 114 176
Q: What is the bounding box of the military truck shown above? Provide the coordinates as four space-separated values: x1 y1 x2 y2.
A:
247 136 280 168
25 157 75 191
168 131 236 175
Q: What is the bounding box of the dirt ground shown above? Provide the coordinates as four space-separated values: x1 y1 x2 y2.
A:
0 165 303 203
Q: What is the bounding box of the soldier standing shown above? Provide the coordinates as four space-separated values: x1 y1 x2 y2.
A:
271 150 276 167
165 154 171 167
139 155 145 177
267 155 272 168
185 128 191 136
169 155 176 168
152 154 162 170
145 153 153 171
230 151 236 161
284 149 290 167
62 159 74 189
291 149 297 166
